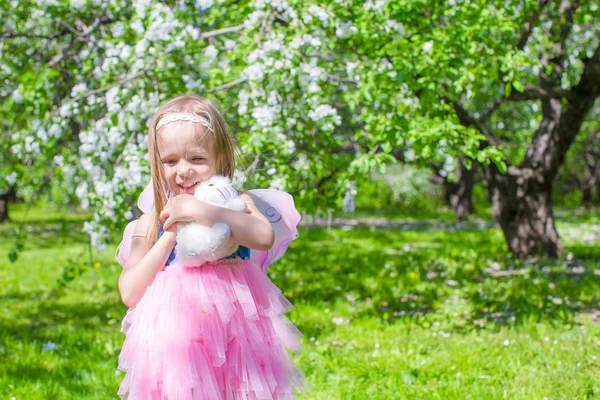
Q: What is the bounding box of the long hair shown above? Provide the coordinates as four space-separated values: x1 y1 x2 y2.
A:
144 95 237 250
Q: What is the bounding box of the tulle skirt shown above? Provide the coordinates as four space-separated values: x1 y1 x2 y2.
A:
117 258 307 400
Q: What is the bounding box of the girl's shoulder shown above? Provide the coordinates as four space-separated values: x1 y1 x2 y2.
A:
115 212 152 268
133 213 152 234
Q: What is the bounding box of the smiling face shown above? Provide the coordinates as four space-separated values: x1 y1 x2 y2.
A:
157 121 217 195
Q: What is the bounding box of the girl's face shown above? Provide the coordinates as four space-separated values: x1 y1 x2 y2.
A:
157 121 216 195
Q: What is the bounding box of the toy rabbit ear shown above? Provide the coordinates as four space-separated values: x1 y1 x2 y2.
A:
137 183 154 213
245 189 301 273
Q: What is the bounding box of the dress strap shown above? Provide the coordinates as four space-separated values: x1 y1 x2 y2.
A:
158 226 177 266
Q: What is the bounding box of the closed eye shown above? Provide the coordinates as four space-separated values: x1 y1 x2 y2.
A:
192 157 205 162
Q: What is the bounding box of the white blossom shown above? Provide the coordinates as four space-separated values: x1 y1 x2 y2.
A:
269 177 285 190
335 21 357 38
252 106 278 128
111 21 126 38
5 172 17 185
242 63 266 81
12 89 23 104
131 19 145 35
53 154 64 167
196 0 214 9
70 0 85 9
364 0 387 11
233 169 246 188
134 0 152 19
71 82 88 97
204 45 218 59
307 104 339 122
76 181 88 200
36 127 48 143
385 20 405 35
302 34 321 47
219 41 234 52
24 135 40 153
42 341 57 351
59 103 73 118
245 10 265 28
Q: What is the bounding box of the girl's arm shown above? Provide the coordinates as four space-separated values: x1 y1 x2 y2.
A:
212 192 275 251
160 192 275 251
118 213 177 309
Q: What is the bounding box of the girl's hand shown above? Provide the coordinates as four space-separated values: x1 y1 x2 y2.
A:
160 194 214 230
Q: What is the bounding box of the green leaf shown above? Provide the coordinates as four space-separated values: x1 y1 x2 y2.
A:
463 157 472 170
512 80 523 93
8 250 18 263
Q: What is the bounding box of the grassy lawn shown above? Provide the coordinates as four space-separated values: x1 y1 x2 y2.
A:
2 204 600 399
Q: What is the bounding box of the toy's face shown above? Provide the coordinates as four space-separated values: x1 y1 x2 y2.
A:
195 176 238 204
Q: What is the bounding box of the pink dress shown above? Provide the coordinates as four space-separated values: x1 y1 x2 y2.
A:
115 188 307 399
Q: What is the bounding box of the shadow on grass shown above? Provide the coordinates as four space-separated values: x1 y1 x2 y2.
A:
1 288 126 396
274 227 600 335
1 220 90 250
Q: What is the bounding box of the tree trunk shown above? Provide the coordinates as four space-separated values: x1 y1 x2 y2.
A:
582 148 600 208
442 159 475 220
486 165 562 257
0 186 16 224
486 41 600 257
582 185 593 209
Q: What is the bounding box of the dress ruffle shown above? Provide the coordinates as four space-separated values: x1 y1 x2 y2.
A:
117 258 307 400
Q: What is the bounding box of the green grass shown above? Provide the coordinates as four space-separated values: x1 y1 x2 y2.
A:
2 205 600 399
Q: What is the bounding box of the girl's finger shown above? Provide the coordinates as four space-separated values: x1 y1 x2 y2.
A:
160 207 171 221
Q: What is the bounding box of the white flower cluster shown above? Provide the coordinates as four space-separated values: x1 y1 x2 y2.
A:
146 5 181 42
74 90 159 233
10 117 67 159
308 104 340 124
335 21 357 38
196 0 215 10
5 172 17 186
304 4 329 24
252 105 280 128
84 219 109 253
384 20 405 35
363 0 388 11
242 63 267 81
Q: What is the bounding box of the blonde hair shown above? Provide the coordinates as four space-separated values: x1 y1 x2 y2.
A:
144 95 237 250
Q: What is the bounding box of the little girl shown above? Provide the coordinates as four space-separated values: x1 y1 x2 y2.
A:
114 95 307 399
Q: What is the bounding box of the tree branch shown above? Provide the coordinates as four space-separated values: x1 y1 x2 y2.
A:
207 78 247 93
71 64 153 103
539 0 580 84
451 98 497 147
516 0 551 50
48 15 113 67
1 30 70 40
198 24 245 41
569 43 600 98
479 86 574 123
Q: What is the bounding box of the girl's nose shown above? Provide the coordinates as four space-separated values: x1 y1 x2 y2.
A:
177 160 193 177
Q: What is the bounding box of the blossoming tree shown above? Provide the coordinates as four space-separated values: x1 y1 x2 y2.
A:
4 0 597 258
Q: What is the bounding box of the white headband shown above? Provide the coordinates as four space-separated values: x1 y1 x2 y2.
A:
156 112 214 132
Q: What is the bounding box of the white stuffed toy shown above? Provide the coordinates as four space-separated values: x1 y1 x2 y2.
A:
175 175 247 266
